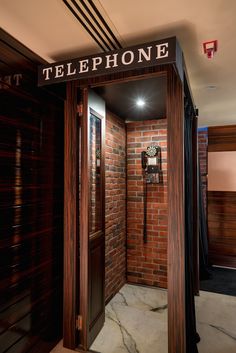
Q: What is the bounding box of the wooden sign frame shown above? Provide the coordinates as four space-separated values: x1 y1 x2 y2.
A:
38 37 180 86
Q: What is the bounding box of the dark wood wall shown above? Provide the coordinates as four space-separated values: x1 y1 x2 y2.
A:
208 125 236 268
0 30 64 352
208 125 236 152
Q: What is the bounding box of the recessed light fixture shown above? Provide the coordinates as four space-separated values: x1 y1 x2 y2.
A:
206 85 217 90
136 98 145 107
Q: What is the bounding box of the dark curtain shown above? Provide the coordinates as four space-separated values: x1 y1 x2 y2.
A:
199 167 211 279
184 101 200 352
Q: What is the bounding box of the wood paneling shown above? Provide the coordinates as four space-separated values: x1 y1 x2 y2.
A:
208 125 236 151
208 191 236 267
0 30 64 353
167 66 186 353
208 125 236 268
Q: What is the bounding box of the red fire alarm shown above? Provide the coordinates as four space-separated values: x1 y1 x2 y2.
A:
203 40 218 59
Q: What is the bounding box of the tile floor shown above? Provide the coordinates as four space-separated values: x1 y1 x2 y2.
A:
51 284 236 353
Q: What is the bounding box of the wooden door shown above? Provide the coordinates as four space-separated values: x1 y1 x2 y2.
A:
79 89 105 350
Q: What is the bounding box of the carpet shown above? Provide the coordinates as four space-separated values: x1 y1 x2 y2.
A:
200 266 236 296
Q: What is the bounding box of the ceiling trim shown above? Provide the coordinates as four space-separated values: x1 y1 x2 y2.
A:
62 0 122 52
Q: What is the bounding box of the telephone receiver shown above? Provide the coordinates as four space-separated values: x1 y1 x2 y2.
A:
141 151 147 170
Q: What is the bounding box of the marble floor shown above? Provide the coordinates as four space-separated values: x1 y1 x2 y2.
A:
51 284 236 353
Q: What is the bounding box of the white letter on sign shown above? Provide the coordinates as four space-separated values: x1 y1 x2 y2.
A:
79 59 89 73
92 57 102 71
43 67 53 80
156 43 169 59
55 65 64 78
138 46 152 63
67 63 76 76
121 51 134 65
105 53 118 68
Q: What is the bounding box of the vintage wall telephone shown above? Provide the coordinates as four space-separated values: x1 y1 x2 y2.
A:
141 145 162 243
141 145 161 184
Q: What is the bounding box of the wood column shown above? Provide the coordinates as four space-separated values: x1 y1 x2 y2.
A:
79 88 89 350
167 66 186 353
64 81 78 349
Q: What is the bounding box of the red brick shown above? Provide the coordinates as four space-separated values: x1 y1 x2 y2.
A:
105 111 126 301
126 120 168 289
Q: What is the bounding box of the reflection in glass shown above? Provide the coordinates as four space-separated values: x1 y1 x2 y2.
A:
89 113 102 234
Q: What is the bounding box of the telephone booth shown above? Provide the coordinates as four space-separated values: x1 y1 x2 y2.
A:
38 36 199 353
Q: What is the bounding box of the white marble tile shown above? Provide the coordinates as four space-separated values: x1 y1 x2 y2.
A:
51 284 236 353
196 291 236 353
91 285 168 353
118 284 167 311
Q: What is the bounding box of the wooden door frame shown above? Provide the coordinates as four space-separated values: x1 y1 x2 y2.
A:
63 65 190 353
167 66 186 353
79 87 89 350
80 94 106 351
64 81 79 349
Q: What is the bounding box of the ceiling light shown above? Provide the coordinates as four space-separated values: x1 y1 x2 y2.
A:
136 98 145 107
206 85 217 90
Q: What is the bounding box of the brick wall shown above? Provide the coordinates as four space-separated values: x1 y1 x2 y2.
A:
105 111 126 302
126 119 168 288
198 128 208 214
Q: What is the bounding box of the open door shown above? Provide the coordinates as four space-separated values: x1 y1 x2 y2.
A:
79 88 105 351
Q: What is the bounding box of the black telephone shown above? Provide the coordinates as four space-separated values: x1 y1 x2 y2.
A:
141 145 161 243
141 145 161 184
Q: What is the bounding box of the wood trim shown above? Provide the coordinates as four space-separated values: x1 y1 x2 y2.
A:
208 125 236 152
80 88 90 350
63 81 78 349
88 102 106 348
167 66 186 353
192 116 199 294
0 28 46 65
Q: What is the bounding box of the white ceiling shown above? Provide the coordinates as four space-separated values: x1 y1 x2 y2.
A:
1 0 236 127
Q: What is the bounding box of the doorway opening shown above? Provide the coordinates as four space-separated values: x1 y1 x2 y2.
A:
78 74 168 352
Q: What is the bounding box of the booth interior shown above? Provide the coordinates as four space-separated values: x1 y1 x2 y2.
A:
72 62 199 353
78 74 170 351
89 75 168 302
